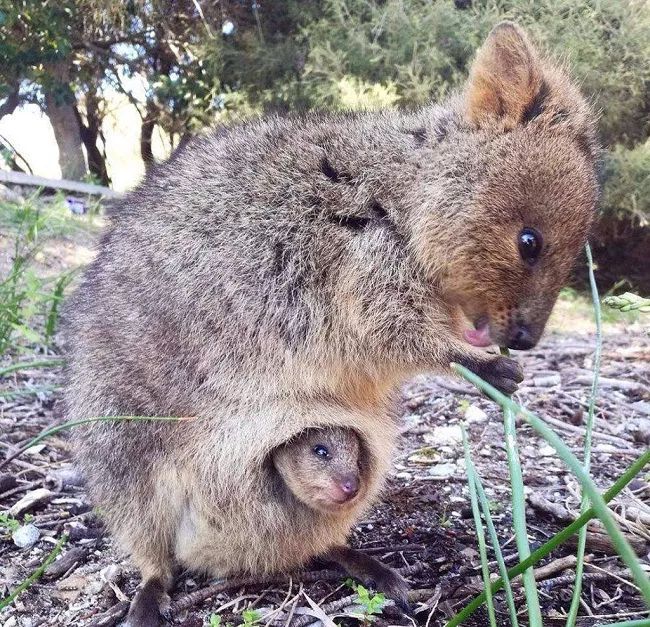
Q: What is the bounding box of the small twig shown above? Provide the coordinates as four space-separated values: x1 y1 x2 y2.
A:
85 601 130 627
540 571 609 591
170 570 341 614
585 562 641 593
530 555 581 583
527 406 636 449
360 543 426 555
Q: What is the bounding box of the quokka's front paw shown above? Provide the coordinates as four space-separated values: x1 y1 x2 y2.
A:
463 354 524 396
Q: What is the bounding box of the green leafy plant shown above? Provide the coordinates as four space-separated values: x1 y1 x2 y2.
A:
208 614 222 627
462 428 519 627
452 364 650 601
566 245 603 626
0 200 45 354
354 584 386 622
604 292 650 313
44 270 76 343
446 449 650 625
344 580 387 623
0 194 100 356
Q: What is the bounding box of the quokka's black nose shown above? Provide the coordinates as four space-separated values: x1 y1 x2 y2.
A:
507 324 536 350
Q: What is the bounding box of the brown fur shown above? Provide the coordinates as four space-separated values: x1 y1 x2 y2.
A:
64 22 599 625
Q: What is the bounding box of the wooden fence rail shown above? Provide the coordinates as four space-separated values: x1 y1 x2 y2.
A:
0 170 122 198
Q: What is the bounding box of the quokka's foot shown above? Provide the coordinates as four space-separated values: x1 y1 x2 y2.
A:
125 578 167 627
325 546 410 609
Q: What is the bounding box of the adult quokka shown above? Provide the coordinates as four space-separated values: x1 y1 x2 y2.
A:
65 22 600 626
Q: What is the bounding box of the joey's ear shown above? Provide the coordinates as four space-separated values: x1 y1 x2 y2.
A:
465 22 544 127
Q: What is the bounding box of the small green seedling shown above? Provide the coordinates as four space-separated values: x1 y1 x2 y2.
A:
344 580 387 622
344 577 356 589
0 512 21 534
439 504 452 528
242 608 261 627
208 613 234 627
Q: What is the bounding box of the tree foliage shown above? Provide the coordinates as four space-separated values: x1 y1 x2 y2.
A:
0 0 648 229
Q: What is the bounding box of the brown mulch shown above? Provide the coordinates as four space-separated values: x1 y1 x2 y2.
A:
1 331 649 626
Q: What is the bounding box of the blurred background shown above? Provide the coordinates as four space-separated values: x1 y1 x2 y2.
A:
0 0 648 293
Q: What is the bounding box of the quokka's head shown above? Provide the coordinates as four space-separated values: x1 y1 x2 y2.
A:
272 427 366 515
414 22 600 350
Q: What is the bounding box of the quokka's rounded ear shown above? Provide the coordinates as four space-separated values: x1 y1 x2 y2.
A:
465 22 544 127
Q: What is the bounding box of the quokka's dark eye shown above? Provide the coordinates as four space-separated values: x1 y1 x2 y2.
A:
518 228 543 265
313 445 330 459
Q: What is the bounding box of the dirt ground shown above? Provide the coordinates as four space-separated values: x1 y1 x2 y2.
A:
0 193 649 626
1 326 649 627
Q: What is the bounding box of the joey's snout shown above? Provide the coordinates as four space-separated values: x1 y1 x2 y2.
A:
330 473 360 504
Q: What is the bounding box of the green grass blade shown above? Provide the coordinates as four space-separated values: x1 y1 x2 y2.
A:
451 363 650 605
472 461 519 626
500 348 543 627
0 359 65 377
445 449 650 626
603 618 650 627
462 425 497 627
0 534 68 610
44 272 74 342
566 244 603 626
0 414 195 470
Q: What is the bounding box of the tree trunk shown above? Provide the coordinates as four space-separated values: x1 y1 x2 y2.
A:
140 99 158 166
75 93 110 186
43 62 87 181
0 84 20 119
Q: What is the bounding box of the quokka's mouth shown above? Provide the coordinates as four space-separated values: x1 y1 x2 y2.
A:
463 315 493 348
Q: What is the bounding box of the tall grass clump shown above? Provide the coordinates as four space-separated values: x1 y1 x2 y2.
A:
0 193 95 356
449 245 650 626
0 199 46 354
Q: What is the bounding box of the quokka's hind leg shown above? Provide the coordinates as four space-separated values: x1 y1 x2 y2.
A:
123 533 176 626
325 545 410 610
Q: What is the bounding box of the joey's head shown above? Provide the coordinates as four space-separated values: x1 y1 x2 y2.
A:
414 23 600 350
272 427 365 514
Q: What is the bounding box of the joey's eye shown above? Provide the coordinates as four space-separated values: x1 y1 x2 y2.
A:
518 228 543 265
313 445 330 459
